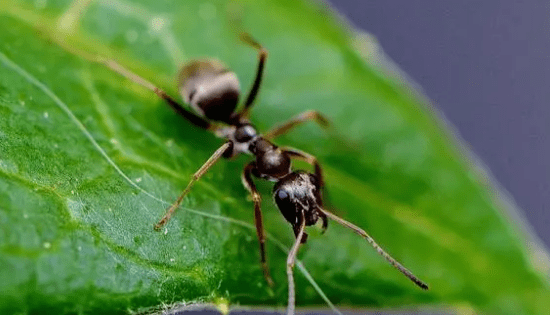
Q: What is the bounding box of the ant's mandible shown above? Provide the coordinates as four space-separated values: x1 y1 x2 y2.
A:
101 33 428 315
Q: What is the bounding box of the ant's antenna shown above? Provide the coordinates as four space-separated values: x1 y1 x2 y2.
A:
317 207 429 290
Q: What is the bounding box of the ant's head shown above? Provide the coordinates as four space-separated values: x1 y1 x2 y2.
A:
273 171 327 240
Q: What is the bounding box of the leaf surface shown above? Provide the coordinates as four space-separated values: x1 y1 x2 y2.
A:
0 0 549 314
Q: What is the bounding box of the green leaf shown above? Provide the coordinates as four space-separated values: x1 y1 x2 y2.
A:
1 0 549 314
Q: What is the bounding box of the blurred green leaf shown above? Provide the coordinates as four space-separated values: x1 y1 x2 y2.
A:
1 0 549 314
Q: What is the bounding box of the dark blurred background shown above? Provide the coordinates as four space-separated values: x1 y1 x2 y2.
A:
329 0 550 249
190 0 550 314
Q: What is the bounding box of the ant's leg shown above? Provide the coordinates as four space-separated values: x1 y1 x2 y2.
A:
286 215 306 315
283 147 324 188
48 37 212 129
242 162 275 287
99 58 213 130
238 33 268 118
264 110 329 140
284 147 328 232
154 142 233 230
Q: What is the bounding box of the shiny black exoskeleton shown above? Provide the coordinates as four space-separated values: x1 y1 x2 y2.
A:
274 171 328 243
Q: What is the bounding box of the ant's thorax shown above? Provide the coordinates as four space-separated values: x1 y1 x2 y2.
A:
216 122 293 182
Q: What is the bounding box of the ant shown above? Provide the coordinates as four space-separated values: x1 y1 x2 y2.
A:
100 33 428 315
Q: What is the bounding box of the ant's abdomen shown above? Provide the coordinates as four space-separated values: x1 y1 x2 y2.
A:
178 60 240 123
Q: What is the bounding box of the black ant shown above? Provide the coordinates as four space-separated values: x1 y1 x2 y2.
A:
100 33 428 315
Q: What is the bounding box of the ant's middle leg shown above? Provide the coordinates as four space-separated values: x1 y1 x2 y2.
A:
154 141 233 230
242 162 275 287
238 33 268 118
264 110 330 140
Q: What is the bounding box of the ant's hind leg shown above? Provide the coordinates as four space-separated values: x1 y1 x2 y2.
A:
99 58 213 130
264 110 330 140
238 33 268 118
242 162 275 287
154 142 233 230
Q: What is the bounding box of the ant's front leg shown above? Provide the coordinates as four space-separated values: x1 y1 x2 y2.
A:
286 213 306 315
264 110 330 140
154 142 233 230
242 162 275 287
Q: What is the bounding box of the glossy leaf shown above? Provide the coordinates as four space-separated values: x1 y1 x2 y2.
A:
1 0 549 314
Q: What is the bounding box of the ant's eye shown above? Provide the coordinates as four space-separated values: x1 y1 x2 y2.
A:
277 189 289 201
275 188 294 211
